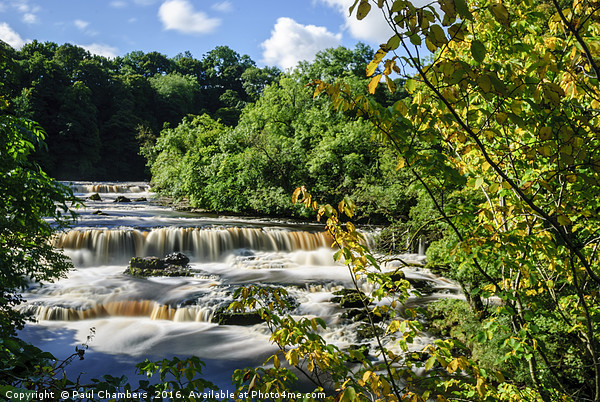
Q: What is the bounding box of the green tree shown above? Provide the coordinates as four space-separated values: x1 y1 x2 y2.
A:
0 85 76 385
148 72 200 127
118 50 174 77
309 0 600 399
241 65 281 102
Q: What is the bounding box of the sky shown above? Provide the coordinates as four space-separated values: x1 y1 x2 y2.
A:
0 0 394 70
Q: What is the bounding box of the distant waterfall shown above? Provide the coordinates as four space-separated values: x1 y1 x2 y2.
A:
63 182 150 193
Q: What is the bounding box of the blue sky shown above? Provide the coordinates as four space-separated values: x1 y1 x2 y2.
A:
0 0 394 70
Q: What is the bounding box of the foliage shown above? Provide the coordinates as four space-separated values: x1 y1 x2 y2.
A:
147 44 415 222
2 42 277 180
0 86 79 396
0 104 75 337
227 189 427 401
309 0 600 399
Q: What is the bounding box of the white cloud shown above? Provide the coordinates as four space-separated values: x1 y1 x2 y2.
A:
74 19 89 30
79 43 119 58
22 12 37 23
109 1 128 8
8 1 41 25
211 1 233 13
158 0 220 34
318 0 392 45
261 17 342 71
0 22 27 48
15 3 29 13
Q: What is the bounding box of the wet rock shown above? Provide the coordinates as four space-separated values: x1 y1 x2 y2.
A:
125 254 191 277
92 210 108 215
130 256 166 270
389 269 405 282
164 252 190 266
114 196 131 203
135 197 147 202
88 193 102 201
212 308 264 326
356 323 385 340
342 308 386 323
235 249 255 260
331 289 368 308
407 278 436 295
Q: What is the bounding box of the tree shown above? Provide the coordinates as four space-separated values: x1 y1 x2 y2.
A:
241 65 281 102
307 0 600 399
148 72 200 126
118 50 174 77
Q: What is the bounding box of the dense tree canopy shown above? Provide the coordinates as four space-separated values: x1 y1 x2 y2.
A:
146 44 413 222
0 41 277 180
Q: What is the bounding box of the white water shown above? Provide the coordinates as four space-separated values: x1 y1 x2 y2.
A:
19 181 460 389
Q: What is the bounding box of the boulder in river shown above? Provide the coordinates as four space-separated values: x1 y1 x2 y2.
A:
114 196 131 203
212 307 264 326
125 254 191 277
331 288 368 308
88 193 102 201
164 252 190 266
92 210 108 215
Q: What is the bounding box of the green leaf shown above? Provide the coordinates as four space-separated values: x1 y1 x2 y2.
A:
340 386 357 402
471 40 486 63
454 0 473 19
425 356 436 370
405 78 417 93
430 25 447 44
385 35 401 51
409 33 422 46
357 1 371 20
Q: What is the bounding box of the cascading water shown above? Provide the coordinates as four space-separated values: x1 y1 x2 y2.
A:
19 181 460 390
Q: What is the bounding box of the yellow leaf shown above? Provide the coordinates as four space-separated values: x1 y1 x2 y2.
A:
473 378 485 397
386 76 397 93
447 358 459 373
396 157 406 170
292 187 302 204
368 74 382 94
393 100 408 115
366 49 387 76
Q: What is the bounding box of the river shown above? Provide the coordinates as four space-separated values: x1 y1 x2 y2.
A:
18 182 460 391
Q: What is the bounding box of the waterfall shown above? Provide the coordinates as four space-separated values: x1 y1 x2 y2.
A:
19 300 216 323
52 227 333 265
64 181 150 193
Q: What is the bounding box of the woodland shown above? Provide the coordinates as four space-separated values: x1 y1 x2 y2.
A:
2 0 600 400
